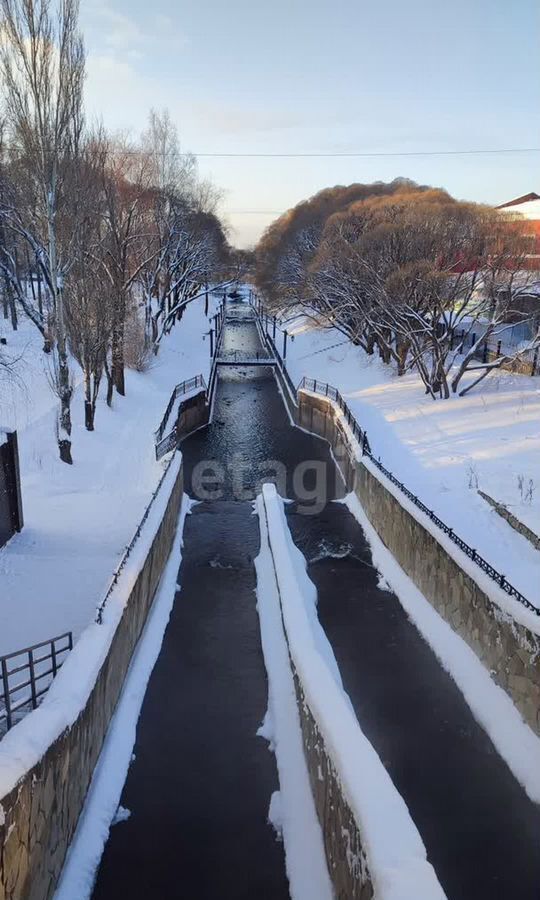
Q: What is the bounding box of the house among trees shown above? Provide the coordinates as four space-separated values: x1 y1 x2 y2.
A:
495 193 540 344
497 192 540 270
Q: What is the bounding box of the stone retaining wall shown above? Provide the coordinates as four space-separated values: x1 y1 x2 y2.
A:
297 389 540 738
297 392 357 491
0 462 184 900
292 670 372 900
176 390 209 440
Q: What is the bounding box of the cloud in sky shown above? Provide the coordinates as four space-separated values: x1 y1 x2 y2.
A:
82 0 187 64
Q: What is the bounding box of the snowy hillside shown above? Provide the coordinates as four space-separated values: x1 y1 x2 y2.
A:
0 297 217 655
284 317 540 604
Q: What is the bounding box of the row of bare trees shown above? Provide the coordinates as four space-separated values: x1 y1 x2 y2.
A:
256 180 539 398
0 0 234 462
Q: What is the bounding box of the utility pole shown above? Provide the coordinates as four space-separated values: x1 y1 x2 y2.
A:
283 330 288 360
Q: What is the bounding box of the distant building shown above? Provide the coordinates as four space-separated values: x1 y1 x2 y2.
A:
497 192 540 270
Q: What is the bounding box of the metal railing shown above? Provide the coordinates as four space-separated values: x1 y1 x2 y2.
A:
450 329 539 376
96 453 178 624
216 349 275 364
154 375 207 445
1 632 73 733
298 377 540 617
207 303 226 403
263 332 298 398
250 300 299 399
298 377 368 447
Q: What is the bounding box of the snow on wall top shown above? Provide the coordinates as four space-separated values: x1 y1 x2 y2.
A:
259 484 447 900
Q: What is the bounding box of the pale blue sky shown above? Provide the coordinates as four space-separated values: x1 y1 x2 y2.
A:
81 0 540 246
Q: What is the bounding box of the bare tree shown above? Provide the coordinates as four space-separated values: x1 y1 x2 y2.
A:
272 184 539 398
141 107 196 198
92 137 155 398
64 135 112 429
0 0 85 462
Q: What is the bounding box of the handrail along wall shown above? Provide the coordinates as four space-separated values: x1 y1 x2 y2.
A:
0 632 73 733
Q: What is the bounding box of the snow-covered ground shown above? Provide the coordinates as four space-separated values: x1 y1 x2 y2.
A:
283 318 540 604
0 298 217 655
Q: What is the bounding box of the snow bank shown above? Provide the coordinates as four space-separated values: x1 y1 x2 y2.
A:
285 318 540 604
343 492 540 805
254 494 333 900
0 453 181 802
0 296 216 655
54 494 194 900
259 483 446 900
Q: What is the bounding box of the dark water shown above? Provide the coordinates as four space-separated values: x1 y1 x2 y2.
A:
183 315 342 509
92 501 289 900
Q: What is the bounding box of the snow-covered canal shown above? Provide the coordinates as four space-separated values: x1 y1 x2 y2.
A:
87 302 540 900
90 306 340 899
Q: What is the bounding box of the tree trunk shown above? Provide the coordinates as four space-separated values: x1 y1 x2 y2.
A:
396 340 409 376
47 181 73 464
56 336 73 462
36 263 43 319
104 357 114 407
84 399 94 431
84 371 94 430
111 293 126 396
7 285 17 331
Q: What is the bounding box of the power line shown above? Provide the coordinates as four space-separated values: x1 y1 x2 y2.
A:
5 145 537 160
191 147 540 158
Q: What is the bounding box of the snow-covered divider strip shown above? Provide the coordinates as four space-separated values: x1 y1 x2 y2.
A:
298 387 540 634
259 483 446 900
254 494 333 900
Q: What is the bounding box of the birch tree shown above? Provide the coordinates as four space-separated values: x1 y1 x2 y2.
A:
0 0 85 463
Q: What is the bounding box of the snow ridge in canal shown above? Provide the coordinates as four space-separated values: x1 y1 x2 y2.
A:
254 493 333 900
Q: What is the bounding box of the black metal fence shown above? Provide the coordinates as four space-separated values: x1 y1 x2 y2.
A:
0 632 73 733
0 429 24 549
154 375 207 445
250 301 298 398
216 349 274 363
298 377 369 448
451 329 539 375
298 377 540 617
263 332 298 397
96 453 178 624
